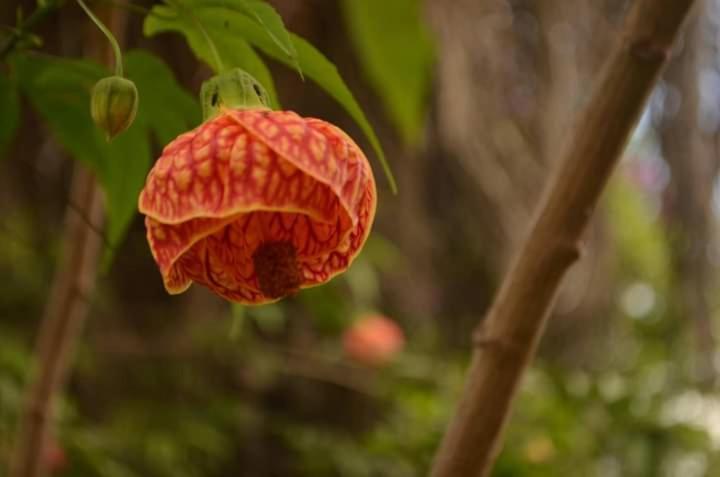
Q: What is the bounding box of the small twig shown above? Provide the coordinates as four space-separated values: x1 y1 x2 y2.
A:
430 2 698 476
0 3 58 62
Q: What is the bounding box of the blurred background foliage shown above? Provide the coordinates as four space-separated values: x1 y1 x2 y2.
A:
2 0 720 476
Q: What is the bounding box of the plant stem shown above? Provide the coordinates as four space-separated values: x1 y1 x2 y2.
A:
0 3 58 62
76 0 123 76
430 1 698 476
9 6 124 476
9 168 104 477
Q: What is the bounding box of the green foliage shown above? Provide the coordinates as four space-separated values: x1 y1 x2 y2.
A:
192 0 301 76
0 73 20 156
286 33 397 193
0 327 31 466
281 354 459 477
606 176 671 290
2 171 720 476
125 51 200 146
342 0 434 145
144 4 279 108
144 1 397 193
12 50 198 257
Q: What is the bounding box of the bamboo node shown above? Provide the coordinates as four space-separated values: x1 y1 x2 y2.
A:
472 328 523 354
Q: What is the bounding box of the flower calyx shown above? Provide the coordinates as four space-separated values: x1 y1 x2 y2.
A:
201 68 270 121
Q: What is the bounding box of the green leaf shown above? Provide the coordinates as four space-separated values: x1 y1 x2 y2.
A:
113 49 200 245
287 33 396 193
13 51 199 263
143 5 278 108
124 50 201 147
13 54 132 261
98 116 151 250
342 0 434 146
13 54 108 172
192 0 301 77
145 4 397 192
0 72 20 157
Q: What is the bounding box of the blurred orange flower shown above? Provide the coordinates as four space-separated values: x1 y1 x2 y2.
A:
343 314 405 366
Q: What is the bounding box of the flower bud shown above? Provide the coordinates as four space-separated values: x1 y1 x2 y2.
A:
90 76 138 141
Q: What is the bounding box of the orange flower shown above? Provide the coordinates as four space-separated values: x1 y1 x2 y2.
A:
138 70 376 304
343 314 405 366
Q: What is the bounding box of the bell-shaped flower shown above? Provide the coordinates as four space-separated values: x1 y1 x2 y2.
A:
138 69 376 304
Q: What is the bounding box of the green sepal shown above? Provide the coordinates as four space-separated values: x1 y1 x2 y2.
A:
200 68 269 121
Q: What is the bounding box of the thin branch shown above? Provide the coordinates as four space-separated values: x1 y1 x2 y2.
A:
9 5 126 476
9 167 104 477
0 3 58 62
430 1 698 476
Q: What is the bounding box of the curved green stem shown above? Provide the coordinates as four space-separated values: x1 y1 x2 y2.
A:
76 0 123 76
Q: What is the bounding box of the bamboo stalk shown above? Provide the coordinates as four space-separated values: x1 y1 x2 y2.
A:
430 2 698 476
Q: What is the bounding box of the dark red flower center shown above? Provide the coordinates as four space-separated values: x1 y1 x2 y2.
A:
252 241 302 299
